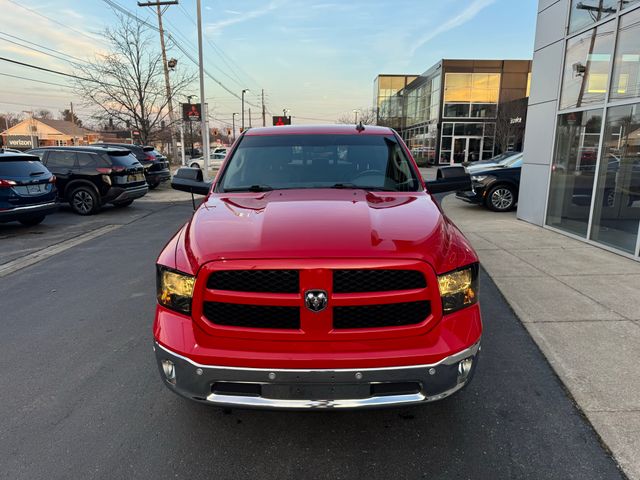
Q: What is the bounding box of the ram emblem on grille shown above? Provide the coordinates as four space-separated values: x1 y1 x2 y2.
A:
304 290 328 313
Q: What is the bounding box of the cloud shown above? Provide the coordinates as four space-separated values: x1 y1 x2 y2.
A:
408 0 496 57
206 1 286 36
224 10 242 15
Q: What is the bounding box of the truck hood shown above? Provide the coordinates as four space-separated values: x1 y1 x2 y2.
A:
178 189 476 273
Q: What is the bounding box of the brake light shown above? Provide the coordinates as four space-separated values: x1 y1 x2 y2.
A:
111 166 127 173
145 153 155 161
96 167 112 174
0 179 17 188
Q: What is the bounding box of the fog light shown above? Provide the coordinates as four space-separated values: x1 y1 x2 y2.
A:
162 359 176 384
457 357 473 383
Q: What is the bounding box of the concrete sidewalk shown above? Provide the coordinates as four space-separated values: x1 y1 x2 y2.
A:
441 194 640 480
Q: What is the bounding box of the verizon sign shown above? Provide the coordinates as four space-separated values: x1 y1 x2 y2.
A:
4 135 38 149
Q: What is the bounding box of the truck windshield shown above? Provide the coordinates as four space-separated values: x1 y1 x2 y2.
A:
218 134 421 192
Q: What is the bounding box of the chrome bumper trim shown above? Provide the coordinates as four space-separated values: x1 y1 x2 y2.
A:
154 340 480 410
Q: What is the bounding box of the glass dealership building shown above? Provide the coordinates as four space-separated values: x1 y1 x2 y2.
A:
374 60 531 166
519 0 640 259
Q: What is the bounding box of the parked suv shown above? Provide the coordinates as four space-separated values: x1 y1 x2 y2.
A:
27 146 148 215
0 150 58 226
92 143 171 189
156 125 482 409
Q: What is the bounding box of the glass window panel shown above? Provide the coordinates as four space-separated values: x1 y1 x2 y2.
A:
611 9 640 100
441 136 452 150
454 124 466 135
442 123 454 135
569 0 617 33
464 123 484 136
482 151 495 160
622 0 640 10
546 109 603 237
440 151 451 164
590 104 640 253
471 103 498 118
444 103 470 118
560 22 616 110
444 73 472 102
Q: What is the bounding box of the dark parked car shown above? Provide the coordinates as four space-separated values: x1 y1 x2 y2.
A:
456 153 523 211
0 150 58 226
91 143 170 189
27 146 148 215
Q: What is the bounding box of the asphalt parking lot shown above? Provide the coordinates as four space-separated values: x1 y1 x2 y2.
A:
0 188 627 479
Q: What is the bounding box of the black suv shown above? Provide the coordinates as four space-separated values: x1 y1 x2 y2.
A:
27 146 148 215
0 150 58 226
92 143 170 189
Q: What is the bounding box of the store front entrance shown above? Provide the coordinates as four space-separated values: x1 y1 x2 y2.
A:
451 136 482 163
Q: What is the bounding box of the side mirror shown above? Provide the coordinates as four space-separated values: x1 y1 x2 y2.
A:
425 166 471 194
171 167 212 196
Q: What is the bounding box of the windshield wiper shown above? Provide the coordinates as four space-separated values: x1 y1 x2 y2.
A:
224 184 273 192
330 183 397 192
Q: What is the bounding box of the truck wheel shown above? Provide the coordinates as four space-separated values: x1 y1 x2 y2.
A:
70 186 99 215
190 163 201 169
486 185 515 212
19 215 45 226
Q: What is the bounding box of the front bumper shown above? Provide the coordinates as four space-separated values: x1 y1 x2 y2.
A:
455 188 483 204
0 201 58 223
154 340 480 409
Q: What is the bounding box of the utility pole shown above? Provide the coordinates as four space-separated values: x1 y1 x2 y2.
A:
248 108 252 128
70 102 77 145
232 113 238 142
261 89 266 127
195 0 210 177
138 1 179 163
241 89 249 130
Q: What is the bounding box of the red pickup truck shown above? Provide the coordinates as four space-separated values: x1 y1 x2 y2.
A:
154 125 482 409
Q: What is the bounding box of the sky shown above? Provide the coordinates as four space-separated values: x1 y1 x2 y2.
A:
0 0 538 128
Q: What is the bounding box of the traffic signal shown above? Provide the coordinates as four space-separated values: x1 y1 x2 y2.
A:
213 128 218 136
272 116 291 126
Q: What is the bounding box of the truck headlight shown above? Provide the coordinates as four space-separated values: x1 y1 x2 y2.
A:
437 264 479 314
157 266 195 314
471 175 487 182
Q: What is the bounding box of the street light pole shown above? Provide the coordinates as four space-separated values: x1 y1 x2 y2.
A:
353 109 359 124
241 89 249 131
196 0 210 178
232 113 238 141
186 94 195 157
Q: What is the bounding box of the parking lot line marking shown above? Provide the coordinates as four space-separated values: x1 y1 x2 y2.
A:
0 224 122 278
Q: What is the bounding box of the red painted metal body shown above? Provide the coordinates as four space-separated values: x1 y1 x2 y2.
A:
154 125 481 370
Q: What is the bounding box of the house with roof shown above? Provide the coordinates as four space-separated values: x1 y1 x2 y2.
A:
0 118 101 150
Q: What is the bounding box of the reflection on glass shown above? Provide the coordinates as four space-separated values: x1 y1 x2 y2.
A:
590 104 640 253
569 0 617 33
611 9 640 100
547 109 603 237
560 22 615 110
443 73 500 118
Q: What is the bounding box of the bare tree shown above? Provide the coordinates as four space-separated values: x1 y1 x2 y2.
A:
36 109 53 120
495 98 528 153
0 112 24 131
74 14 194 145
337 107 377 125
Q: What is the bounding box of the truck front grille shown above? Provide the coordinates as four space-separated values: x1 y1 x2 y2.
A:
203 302 300 329
333 301 431 329
207 270 299 293
333 269 426 293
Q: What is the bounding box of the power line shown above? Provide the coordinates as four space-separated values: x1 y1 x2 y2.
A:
0 35 85 68
0 72 75 90
100 0 261 108
0 31 90 66
5 0 106 45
